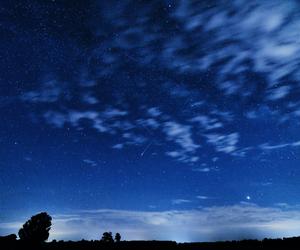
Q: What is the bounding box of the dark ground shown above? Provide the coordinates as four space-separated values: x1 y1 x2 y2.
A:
1 237 300 250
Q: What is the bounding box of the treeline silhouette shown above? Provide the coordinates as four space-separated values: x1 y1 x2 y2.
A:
1 212 300 249
3 236 300 250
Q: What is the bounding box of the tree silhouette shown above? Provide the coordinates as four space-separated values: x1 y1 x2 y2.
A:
18 212 52 242
101 232 114 243
0 234 16 242
115 232 121 242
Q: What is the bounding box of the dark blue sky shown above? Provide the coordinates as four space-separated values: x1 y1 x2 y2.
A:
1 0 300 242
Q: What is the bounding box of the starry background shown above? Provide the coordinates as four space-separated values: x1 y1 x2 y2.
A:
1 0 300 242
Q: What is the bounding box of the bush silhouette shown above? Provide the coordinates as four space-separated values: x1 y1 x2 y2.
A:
101 232 114 243
115 232 121 242
18 212 52 242
0 234 17 242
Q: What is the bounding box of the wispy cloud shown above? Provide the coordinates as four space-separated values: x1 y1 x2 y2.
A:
166 151 199 164
244 105 283 122
147 107 161 117
192 167 211 173
112 143 124 149
44 110 107 132
44 108 129 134
122 132 147 146
164 121 199 153
218 81 241 96
196 196 209 200
17 0 300 166
260 140 300 150
169 0 300 95
171 199 192 205
266 86 291 101
86 0 300 120
163 121 200 163
83 159 98 167
20 0 300 131
102 108 128 119
44 111 67 128
68 111 108 133
205 133 239 155
81 92 99 105
190 115 223 130
137 118 160 129
21 80 65 103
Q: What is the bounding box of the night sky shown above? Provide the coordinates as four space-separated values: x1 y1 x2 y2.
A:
1 0 300 242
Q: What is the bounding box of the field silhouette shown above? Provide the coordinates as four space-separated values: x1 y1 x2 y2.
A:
2 236 300 250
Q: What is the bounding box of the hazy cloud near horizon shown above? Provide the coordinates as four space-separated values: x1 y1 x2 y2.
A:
2 204 300 242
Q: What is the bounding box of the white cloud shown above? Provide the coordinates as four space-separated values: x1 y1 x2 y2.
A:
44 111 67 128
166 151 199 164
112 143 124 149
68 111 108 133
196 196 209 200
169 0 300 91
21 80 63 103
164 121 199 153
137 118 160 129
274 203 292 209
244 105 282 121
122 132 147 145
218 81 240 96
79 71 97 87
190 101 204 108
260 140 300 150
80 80 97 87
68 111 98 125
293 141 300 146
212 157 218 162
83 159 98 167
163 121 200 163
169 84 191 98
231 147 253 157
266 86 291 101
192 167 211 173
111 120 135 131
205 133 239 154
20 0 300 168
260 143 289 150
190 115 223 130
147 107 161 117
210 110 234 122
82 92 99 104
245 110 258 119
261 182 272 187
102 108 128 118
166 151 181 158
172 199 192 205
43 108 131 134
